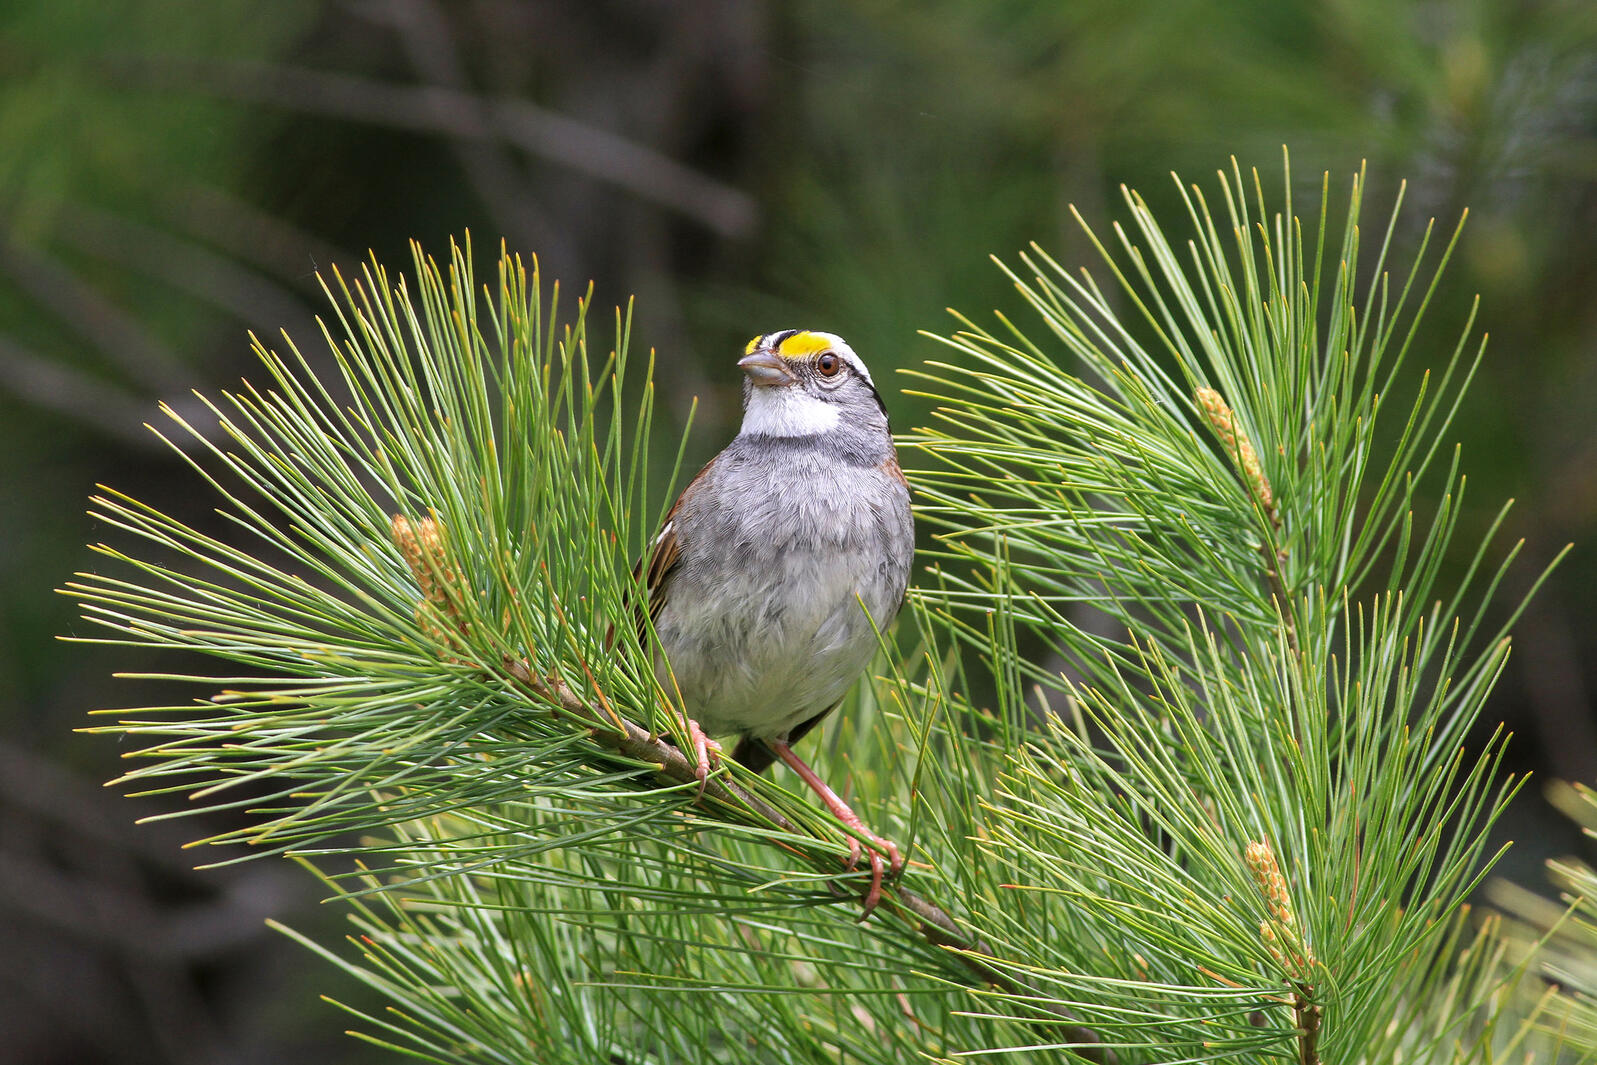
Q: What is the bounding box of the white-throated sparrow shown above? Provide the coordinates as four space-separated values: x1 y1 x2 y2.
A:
641 329 914 911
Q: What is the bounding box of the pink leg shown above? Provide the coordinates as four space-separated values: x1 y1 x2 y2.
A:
769 739 901 917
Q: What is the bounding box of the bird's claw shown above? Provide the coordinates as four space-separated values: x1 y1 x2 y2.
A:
882 836 904 878
860 850 885 919
844 831 902 921
764 739 901 921
686 718 722 799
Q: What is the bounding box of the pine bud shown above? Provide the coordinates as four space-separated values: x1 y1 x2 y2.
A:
1196 387 1277 521
393 513 472 652
1245 839 1315 977
1245 839 1294 925
391 514 425 592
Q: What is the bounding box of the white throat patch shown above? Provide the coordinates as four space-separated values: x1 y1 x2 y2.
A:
739 384 840 437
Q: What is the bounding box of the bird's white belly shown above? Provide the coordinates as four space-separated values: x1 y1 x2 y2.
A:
656 547 890 739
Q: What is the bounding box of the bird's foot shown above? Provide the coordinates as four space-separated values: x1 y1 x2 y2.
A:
684 717 722 799
768 739 902 920
839 819 902 920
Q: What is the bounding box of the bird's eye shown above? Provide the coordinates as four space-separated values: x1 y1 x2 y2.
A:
816 353 842 377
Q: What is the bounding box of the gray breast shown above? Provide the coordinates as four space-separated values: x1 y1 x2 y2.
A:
654 432 913 739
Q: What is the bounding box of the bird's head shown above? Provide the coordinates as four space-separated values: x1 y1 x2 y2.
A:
735 330 886 438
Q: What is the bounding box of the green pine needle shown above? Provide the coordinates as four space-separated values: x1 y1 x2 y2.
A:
68 158 1573 1063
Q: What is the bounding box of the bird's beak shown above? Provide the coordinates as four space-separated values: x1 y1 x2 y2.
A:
737 350 797 387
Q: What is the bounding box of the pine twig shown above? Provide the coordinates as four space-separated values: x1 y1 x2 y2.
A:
394 514 1114 1063
1194 387 1298 655
1293 982 1322 1065
1247 840 1320 1065
503 656 1115 1064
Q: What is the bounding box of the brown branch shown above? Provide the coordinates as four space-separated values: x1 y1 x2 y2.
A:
1194 388 1297 656
501 657 796 831
390 516 1111 1060
500 656 1114 1064
1293 982 1321 1065
1261 542 1299 657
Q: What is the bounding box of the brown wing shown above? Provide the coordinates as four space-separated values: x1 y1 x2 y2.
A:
629 454 716 640
881 452 910 493
636 515 680 632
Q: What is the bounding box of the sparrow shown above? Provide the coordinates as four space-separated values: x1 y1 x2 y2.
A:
640 329 914 912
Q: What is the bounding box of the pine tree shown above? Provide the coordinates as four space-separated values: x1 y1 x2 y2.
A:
70 156 1580 1063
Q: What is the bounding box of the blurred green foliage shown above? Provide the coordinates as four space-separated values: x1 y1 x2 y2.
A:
1 1 1594 1062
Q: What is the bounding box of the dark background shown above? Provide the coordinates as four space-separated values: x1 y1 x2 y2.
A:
2 2 1594 1062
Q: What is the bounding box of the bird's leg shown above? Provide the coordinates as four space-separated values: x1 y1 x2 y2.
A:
768 739 901 917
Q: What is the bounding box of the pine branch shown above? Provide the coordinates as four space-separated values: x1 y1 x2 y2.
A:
401 509 1118 1062
519 664 1115 1062
68 157 1566 1063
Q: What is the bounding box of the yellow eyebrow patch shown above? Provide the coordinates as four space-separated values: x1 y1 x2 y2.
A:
744 335 764 355
775 331 833 358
